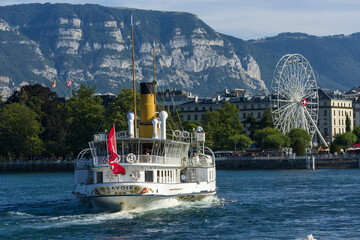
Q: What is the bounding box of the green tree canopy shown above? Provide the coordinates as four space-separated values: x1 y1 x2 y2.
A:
6 84 67 156
286 128 312 148
333 132 357 148
346 113 351 132
352 125 360 143
201 102 244 150
0 103 43 158
229 133 253 151
243 114 258 138
258 107 274 129
104 88 140 131
253 127 290 150
66 84 104 155
293 138 306 156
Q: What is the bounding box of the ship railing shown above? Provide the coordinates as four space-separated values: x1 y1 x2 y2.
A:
94 154 183 166
75 148 94 169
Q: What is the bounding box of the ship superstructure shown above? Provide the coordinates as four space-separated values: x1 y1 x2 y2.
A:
73 82 216 211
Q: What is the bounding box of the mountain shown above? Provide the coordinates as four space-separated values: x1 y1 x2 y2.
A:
0 3 266 98
0 4 359 99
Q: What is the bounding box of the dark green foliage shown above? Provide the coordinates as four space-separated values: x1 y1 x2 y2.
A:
253 127 290 150
65 84 104 154
286 128 312 149
330 142 341 154
346 114 351 132
353 125 360 143
6 84 67 156
293 138 305 156
258 108 274 129
103 88 140 132
333 132 357 148
229 134 253 151
0 103 43 158
201 102 244 150
243 114 258 138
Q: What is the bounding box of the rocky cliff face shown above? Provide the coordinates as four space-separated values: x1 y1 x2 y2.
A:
0 4 267 98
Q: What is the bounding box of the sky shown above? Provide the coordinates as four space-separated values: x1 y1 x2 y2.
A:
1 0 360 40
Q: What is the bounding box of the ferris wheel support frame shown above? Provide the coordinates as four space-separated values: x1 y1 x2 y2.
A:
303 107 328 147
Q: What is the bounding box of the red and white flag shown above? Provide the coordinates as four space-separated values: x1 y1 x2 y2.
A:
107 125 126 174
67 79 72 87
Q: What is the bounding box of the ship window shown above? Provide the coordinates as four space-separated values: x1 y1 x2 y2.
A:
145 171 153 182
96 171 103 183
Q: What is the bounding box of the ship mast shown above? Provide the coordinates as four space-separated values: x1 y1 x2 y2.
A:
153 39 157 107
131 13 137 138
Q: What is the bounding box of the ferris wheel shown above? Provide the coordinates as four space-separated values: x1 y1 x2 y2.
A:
271 54 327 146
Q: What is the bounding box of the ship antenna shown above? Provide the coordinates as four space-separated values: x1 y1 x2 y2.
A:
131 13 137 138
153 39 157 108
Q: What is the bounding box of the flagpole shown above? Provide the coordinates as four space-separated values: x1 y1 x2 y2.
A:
131 13 137 138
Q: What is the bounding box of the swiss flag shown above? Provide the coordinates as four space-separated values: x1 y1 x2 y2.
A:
67 79 72 87
107 126 126 175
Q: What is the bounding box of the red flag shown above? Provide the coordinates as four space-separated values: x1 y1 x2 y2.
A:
67 79 72 87
107 126 126 174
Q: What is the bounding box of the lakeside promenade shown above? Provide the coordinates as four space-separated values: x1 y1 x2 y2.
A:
1 154 360 172
216 154 360 170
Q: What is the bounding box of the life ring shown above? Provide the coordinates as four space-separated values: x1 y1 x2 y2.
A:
182 131 190 139
131 171 141 180
119 131 126 138
126 153 137 163
174 130 181 138
116 155 122 164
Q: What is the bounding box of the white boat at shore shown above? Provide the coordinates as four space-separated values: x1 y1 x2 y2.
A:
73 82 216 212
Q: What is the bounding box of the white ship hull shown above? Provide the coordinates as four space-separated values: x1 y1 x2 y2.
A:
74 179 216 211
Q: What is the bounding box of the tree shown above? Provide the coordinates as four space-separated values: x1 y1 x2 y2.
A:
66 85 104 155
345 113 351 132
293 138 305 156
333 132 357 148
6 84 67 156
253 127 289 150
258 108 274 129
201 110 221 149
353 125 360 143
201 102 244 150
286 128 312 149
0 103 43 159
104 88 140 131
229 134 253 151
243 114 258 138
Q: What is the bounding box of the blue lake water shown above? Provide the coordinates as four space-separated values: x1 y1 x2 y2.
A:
0 169 360 239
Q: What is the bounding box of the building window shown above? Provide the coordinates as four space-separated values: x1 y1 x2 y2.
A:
195 107 198 111
342 119 344 125
342 111 344 116
258 112 261 118
334 110 336 116
202 107 206 111
209 107 212 111
181 107 184 111
324 128 328 135
187 115 190 121
324 110 327 116
243 113 246 118
334 128 336 134
339 119 341 125
195 114 198 120
334 119 336 125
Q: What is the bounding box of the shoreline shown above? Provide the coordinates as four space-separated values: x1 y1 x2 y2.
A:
1 155 360 173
